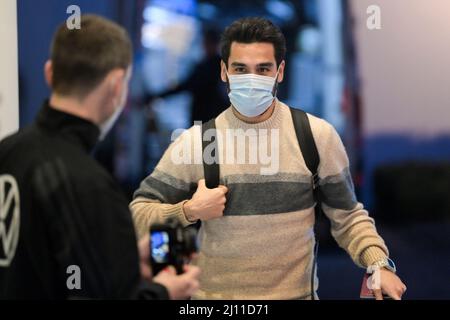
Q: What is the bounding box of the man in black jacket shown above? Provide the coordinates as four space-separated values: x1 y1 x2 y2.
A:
0 15 200 299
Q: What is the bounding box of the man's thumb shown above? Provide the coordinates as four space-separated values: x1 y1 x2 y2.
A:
197 179 207 189
164 266 177 275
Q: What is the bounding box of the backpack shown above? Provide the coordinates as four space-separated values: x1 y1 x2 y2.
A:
200 107 321 300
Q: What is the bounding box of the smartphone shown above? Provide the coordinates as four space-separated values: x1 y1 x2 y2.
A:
150 230 170 269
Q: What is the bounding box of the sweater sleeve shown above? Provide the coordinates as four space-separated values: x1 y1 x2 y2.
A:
130 125 203 239
312 117 389 268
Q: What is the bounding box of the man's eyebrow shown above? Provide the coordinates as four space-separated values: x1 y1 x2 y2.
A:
257 62 275 68
230 62 275 68
230 62 247 67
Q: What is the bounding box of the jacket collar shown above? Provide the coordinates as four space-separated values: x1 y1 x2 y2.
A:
35 99 100 152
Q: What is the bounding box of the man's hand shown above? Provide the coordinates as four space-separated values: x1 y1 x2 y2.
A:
138 235 152 282
153 265 201 300
138 235 201 299
183 179 228 222
374 269 407 300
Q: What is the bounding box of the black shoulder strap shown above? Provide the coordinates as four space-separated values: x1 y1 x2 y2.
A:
202 110 320 190
289 108 320 193
289 107 321 301
201 118 220 189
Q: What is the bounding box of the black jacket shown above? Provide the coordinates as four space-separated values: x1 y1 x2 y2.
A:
0 100 168 299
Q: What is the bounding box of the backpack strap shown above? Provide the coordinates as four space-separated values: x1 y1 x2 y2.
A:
289 107 321 301
201 118 220 189
289 108 320 193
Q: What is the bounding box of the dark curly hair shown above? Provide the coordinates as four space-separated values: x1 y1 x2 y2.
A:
220 17 286 67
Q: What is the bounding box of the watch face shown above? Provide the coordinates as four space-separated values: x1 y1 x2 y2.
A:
387 258 396 272
380 258 396 273
370 258 396 273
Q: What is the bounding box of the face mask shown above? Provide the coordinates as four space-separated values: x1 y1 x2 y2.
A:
227 70 279 117
98 69 131 140
98 104 123 141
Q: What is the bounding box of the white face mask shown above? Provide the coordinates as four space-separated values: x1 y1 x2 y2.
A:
98 69 131 140
98 103 124 141
227 70 279 117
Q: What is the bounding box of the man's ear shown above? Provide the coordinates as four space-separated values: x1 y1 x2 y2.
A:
277 60 286 83
44 60 53 88
220 60 228 83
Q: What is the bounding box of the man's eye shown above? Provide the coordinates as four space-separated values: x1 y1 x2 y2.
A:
234 67 246 73
259 68 270 73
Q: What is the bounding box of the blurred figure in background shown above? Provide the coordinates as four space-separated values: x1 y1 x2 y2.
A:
144 27 229 124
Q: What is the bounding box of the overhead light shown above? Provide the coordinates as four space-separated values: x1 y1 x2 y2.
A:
143 6 174 24
265 0 295 21
197 3 218 20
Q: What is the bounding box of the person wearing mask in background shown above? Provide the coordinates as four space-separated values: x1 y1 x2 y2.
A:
0 15 200 299
130 17 406 300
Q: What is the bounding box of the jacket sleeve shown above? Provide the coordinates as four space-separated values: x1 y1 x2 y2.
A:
313 118 389 268
133 281 170 300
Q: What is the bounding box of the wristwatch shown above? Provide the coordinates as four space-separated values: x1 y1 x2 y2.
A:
372 258 397 273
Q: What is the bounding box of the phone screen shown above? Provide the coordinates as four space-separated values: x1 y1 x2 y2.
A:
151 231 170 263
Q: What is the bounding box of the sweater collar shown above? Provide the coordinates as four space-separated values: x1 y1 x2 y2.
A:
224 98 284 130
35 99 100 153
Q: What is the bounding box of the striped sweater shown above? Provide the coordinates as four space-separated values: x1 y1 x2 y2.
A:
130 100 389 299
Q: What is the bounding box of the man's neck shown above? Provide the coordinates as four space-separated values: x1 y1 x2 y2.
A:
49 94 101 125
232 99 277 124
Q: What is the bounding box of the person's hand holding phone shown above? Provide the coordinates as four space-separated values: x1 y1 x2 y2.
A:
138 234 201 299
153 265 201 300
138 234 153 282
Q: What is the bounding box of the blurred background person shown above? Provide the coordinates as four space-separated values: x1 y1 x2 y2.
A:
143 27 229 124
8 0 450 299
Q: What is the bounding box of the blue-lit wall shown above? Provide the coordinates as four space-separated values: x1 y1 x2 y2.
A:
363 134 450 210
350 0 450 210
17 0 120 126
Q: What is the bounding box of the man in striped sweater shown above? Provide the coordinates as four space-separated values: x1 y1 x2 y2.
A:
130 17 406 300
